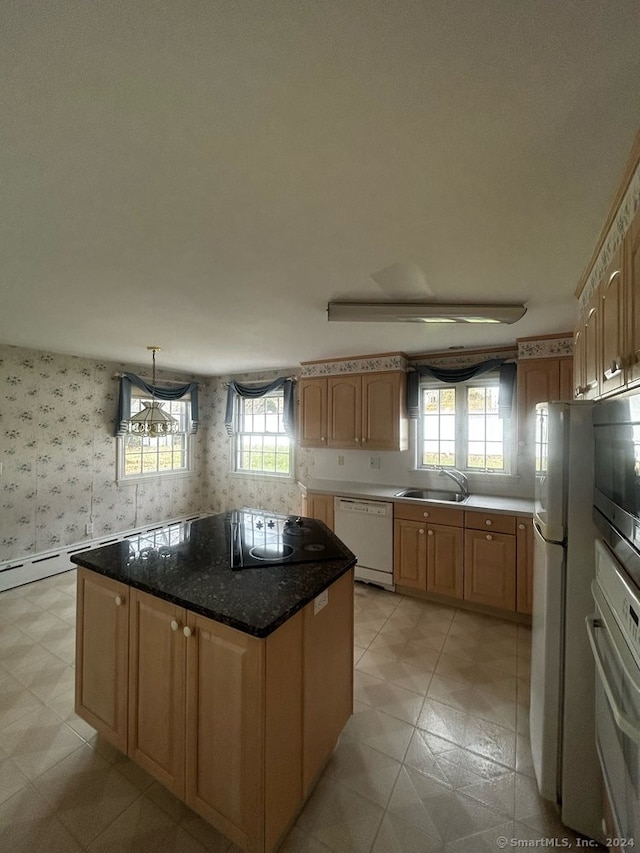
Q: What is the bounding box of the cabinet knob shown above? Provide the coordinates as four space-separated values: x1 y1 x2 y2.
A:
321 437 326 442
423 511 429 518
518 523 525 530
485 519 492 526
362 438 367 443
419 528 425 534
427 530 434 536
170 619 179 632
183 626 192 638
355 437 360 443
114 595 123 606
486 534 493 541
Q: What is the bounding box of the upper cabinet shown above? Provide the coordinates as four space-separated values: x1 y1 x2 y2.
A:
573 130 640 402
516 355 573 452
299 371 408 451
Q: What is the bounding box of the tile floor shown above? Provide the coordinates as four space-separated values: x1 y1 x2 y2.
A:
0 571 600 852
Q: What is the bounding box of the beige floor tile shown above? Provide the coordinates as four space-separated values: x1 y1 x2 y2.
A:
463 716 517 769
367 634 441 671
371 812 446 852
457 770 517 818
323 736 403 808
0 670 45 730
356 650 434 694
12 652 75 703
0 783 85 853
0 754 32 806
354 671 425 725
304 782 385 853
0 704 86 780
417 698 468 747
180 809 234 852
446 819 516 852
343 704 415 762
87 795 209 852
31 742 142 846
19 610 75 644
278 826 333 852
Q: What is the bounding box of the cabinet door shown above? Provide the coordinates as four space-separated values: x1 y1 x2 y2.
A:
463 530 516 611
361 372 407 451
298 378 327 448
327 375 361 448
75 568 129 752
600 248 625 397
302 570 354 797
185 614 265 852
583 293 600 399
559 358 574 401
128 590 186 798
306 492 334 530
626 206 640 387
573 323 586 399
516 517 534 615
516 359 560 451
426 524 463 599
393 518 427 589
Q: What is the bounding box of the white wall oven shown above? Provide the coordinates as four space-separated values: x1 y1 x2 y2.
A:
588 540 640 848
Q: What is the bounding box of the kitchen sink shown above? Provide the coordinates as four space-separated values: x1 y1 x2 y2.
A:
394 488 468 503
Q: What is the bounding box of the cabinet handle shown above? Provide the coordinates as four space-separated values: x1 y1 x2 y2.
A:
603 358 622 380
355 437 360 444
486 534 493 541
427 530 434 536
518 523 525 530
321 437 326 442
362 438 367 443
183 626 192 638
485 519 493 526
114 595 123 606
423 511 430 518
170 619 179 632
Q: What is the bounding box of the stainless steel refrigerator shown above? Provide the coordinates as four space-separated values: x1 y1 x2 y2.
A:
530 400 604 843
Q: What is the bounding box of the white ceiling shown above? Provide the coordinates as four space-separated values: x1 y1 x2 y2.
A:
2 1 639 375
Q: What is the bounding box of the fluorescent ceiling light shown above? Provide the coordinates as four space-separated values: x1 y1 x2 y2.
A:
327 301 526 325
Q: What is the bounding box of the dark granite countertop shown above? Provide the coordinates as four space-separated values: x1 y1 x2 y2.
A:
70 510 356 638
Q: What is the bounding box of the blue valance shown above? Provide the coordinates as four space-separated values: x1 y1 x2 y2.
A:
116 373 199 436
407 358 515 419
225 377 295 438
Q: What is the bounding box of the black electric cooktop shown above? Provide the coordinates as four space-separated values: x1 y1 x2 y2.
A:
229 508 344 569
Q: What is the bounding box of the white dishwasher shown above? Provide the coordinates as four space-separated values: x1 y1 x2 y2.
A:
333 497 394 591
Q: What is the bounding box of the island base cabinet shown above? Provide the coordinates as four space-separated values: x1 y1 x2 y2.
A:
75 568 129 753
185 615 266 852
128 590 186 800
75 567 354 853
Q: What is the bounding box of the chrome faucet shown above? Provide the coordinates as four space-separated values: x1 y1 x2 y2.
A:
438 467 469 497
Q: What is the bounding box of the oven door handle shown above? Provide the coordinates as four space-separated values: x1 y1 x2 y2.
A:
586 614 640 744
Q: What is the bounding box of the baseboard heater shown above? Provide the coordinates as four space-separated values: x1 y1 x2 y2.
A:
0 513 210 592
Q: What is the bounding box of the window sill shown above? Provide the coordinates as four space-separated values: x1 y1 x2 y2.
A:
116 470 194 486
230 471 295 483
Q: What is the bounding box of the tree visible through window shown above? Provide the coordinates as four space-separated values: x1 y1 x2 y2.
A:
234 392 292 476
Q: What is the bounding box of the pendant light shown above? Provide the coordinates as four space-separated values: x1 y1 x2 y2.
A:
127 346 179 436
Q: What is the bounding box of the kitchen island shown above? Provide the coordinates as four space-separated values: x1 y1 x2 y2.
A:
71 509 356 853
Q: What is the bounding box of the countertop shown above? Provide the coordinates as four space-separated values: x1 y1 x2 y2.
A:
70 511 356 639
300 479 534 516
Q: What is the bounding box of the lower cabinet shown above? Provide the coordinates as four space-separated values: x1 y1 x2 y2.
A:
302 491 335 530
76 567 353 853
392 506 529 617
393 503 464 599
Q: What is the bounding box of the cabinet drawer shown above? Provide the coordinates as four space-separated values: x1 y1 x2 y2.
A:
394 502 463 527
464 511 516 534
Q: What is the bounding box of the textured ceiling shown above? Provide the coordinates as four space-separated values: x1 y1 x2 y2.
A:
2 1 639 375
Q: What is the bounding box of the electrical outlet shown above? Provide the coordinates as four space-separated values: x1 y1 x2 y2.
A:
85 523 93 536
337 455 345 466
369 456 381 470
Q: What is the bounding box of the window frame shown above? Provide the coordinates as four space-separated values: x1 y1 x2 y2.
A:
116 390 194 483
231 389 295 480
417 374 514 475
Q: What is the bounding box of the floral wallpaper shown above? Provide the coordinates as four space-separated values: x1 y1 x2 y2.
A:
300 354 408 376
0 344 212 563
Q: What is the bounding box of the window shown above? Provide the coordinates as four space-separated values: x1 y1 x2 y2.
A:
418 376 511 473
117 394 192 481
233 390 293 477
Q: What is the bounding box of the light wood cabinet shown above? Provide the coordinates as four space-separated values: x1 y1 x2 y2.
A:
128 590 186 798
303 492 334 530
463 528 516 611
393 503 463 598
76 567 354 853
298 378 327 448
599 248 625 397
516 517 534 615
625 204 640 388
299 371 407 451
516 356 573 449
75 568 129 752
